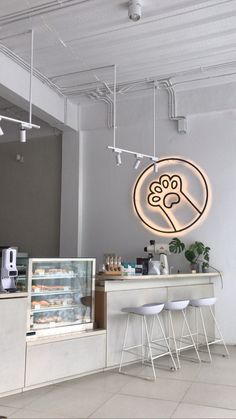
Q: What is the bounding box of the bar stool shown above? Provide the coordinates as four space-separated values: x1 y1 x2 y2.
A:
164 300 201 368
189 297 229 362
119 303 177 381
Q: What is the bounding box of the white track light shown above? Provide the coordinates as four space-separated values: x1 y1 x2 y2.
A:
20 126 27 143
115 152 122 166
133 154 143 170
128 0 142 21
0 118 3 136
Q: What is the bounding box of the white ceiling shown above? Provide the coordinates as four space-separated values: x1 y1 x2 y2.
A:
1 0 236 99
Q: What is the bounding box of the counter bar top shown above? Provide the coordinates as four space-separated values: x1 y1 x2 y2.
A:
96 272 220 292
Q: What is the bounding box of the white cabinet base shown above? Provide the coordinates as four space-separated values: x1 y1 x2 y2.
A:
25 330 106 388
0 297 27 395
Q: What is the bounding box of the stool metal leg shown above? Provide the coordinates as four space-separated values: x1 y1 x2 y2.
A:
196 307 199 349
156 314 178 371
199 307 212 362
209 306 229 358
141 316 145 364
182 309 201 363
169 311 181 369
119 313 130 373
143 315 156 380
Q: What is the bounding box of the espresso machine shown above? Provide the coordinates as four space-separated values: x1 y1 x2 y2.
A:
0 247 18 292
144 240 169 275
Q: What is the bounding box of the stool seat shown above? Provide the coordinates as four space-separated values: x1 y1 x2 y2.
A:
164 300 189 311
122 303 164 316
190 297 217 307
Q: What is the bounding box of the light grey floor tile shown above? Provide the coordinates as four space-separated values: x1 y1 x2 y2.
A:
120 376 191 402
56 370 133 393
90 393 178 419
0 386 56 409
27 385 114 418
0 405 18 417
172 402 236 418
195 357 236 386
153 357 201 382
183 382 236 410
11 407 67 418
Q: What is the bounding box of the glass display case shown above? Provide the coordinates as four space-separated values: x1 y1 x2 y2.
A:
27 258 95 336
16 253 28 292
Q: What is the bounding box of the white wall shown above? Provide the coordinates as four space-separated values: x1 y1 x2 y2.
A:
0 135 62 257
77 87 236 343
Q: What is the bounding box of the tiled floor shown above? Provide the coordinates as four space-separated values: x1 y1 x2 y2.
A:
1 345 236 418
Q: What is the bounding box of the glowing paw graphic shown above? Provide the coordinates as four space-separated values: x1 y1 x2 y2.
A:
148 175 182 209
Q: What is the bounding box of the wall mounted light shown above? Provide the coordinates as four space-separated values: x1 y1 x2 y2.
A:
128 0 142 21
16 153 24 163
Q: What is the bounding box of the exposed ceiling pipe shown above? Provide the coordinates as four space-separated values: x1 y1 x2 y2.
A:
0 0 90 26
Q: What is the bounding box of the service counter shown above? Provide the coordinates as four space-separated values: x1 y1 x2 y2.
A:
0 292 28 396
95 273 219 367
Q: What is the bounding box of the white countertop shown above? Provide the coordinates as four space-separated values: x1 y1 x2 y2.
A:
0 292 28 299
96 272 220 292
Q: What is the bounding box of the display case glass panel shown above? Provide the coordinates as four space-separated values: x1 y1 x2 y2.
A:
27 258 95 336
16 253 28 292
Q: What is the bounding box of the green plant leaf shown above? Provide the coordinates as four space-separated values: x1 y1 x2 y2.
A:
169 238 185 254
185 249 196 263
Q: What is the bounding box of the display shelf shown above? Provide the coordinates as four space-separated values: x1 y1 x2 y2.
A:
32 274 76 279
32 305 79 313
31 318 91 329
32 290 80 296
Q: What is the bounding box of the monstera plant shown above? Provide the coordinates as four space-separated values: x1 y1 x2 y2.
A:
169 238 210 272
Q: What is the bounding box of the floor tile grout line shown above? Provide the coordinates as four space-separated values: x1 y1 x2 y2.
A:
170 375 195 418
87 392 118 418
173 399 236 413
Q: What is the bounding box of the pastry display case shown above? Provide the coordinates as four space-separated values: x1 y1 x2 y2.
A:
27 258 95 336
16 253 28 292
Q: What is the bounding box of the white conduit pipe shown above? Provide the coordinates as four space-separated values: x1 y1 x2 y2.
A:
29 29 34 125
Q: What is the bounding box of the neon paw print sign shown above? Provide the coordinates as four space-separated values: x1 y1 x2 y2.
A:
133 158 210 235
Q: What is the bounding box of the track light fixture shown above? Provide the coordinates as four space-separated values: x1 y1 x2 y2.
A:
0 119 4 136
133 154 143 170
20 126 27 143
150 157 158 174
0 115 40 143
114 149 122 166
128 0 142 21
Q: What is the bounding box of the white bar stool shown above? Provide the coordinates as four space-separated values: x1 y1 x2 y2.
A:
119 303 177 381
164 300 201 368
189 297 229 362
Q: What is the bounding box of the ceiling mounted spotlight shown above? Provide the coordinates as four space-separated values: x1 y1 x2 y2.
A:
150 157 159 174
115 150 122 166
133 154 143 170
128 0 142 21
20 126 27 143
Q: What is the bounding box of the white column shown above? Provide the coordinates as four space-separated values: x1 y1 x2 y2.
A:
60 130 82 256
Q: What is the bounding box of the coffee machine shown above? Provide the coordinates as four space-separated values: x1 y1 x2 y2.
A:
0 247 18 292
144 240 169 275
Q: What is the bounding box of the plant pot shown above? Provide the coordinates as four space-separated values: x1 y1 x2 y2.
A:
190 263 198 272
